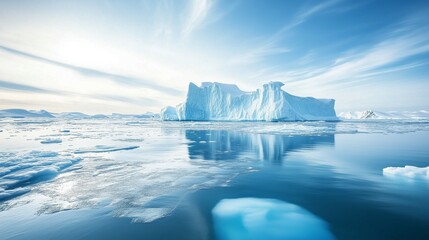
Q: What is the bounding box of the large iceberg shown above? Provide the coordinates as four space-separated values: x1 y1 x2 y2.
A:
161 82 338 121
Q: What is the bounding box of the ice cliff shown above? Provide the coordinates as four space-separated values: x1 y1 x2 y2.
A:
161 82 338 121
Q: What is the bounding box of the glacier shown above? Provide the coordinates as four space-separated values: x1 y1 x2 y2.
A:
161 82 338 121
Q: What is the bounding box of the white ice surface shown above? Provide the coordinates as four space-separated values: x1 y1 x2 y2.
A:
161 82 338 121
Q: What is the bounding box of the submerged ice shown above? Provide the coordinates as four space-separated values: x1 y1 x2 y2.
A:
161 82 338 121
212 198 335 240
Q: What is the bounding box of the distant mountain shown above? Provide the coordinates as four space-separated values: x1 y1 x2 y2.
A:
0 109 160 119
338 110 429 120
0 109 54 118
52 112 90 119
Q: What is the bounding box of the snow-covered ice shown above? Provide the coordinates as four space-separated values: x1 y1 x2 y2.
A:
161 82 338 121
212 198 335 240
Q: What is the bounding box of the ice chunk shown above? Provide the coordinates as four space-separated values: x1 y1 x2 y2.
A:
161 82 338 121
212 198 335 240
383 166 429 179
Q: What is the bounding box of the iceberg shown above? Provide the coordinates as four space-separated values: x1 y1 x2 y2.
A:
161 82 338 121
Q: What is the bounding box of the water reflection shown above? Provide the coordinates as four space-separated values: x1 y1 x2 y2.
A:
186 130 335 164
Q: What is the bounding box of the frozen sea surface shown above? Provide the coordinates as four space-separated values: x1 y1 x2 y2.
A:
0 118 429 239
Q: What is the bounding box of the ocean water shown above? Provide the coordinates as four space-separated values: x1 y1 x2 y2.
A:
0 118 428 239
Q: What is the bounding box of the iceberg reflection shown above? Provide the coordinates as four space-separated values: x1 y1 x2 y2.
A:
186 130 334 163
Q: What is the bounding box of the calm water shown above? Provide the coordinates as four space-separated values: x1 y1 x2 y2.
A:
0 119 428 239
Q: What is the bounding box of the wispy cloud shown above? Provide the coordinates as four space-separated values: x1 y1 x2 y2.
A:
228 41 290 65
0 79 56 94
0 45 182 95
229 0 342 65
254 13 429 94
0 78 159 107
246 11 429 95
182 0 214 38
294 28 429 90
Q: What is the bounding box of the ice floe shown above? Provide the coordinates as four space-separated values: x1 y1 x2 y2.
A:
383 166 429 180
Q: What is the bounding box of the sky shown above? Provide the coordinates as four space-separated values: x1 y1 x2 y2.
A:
0 0 428 114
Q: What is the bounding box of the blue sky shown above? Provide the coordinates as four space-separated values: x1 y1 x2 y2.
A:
0 0 428 113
